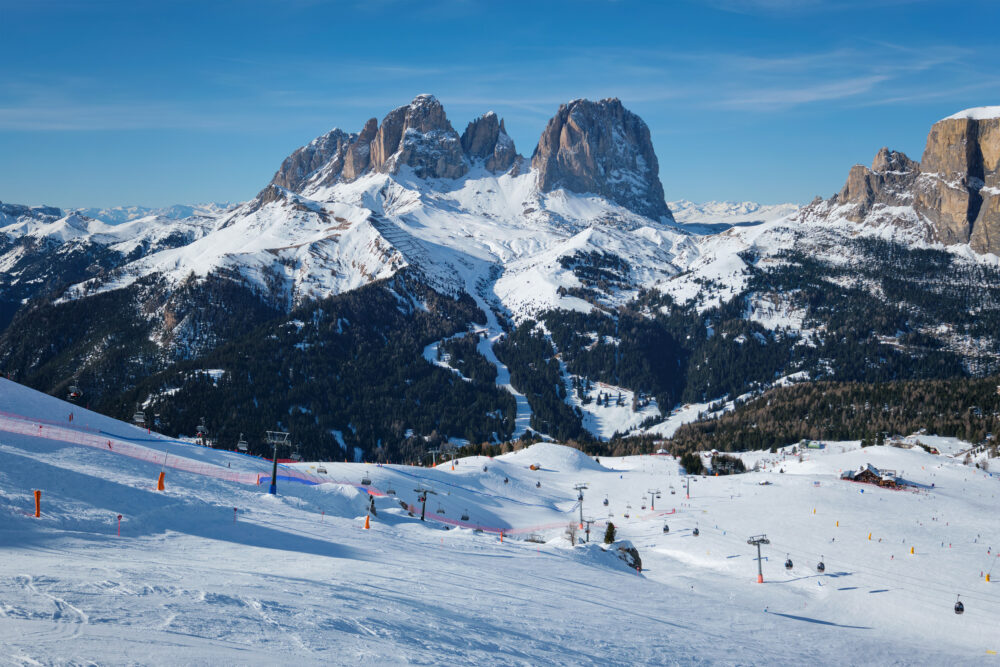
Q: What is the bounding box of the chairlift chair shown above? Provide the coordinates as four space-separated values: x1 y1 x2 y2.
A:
132 405 145 426
603 496 609 506
361 471 372 485
461 509 470 521
290 446 302 462
67 385 82 401
954 595 964 615
816 557 826 573
436 503 445 515
692 524 700 537
663 523 669 534
316 466 327 474
386 486 396 495
237 433 249 453
785 554 793 570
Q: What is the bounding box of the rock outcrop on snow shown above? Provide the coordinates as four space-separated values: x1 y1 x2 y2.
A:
268 95 671 221
460 112 518 173
369 94 468 180
832 147 919 222
271 128 357 192
798 106 1000 255
914 108 1000 253
531 98 671 221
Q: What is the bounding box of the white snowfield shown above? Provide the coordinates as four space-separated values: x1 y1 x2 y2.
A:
944 106 1000 121
1 378 998 665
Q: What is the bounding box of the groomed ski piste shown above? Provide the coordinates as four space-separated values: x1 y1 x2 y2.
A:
1 377 999 665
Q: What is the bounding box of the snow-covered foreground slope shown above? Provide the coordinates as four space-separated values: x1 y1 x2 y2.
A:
1 377 998 664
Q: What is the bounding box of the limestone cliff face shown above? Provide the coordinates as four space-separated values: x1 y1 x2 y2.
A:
460 112 517 173
342 118 378 182
531 98 670 220
799 106 1000 255
269 95 674 224
370 94 467 179
833 147 919 222
914 108 1000 253
271 128 356 192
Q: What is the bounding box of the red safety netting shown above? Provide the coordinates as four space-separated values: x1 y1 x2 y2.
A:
0 413 259 485
1 410 677 537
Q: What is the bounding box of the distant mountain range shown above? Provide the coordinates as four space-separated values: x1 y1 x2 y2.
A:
667 200 800 225
1 97 998 460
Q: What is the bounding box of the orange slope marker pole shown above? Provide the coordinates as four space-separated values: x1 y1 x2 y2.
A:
34 490 41 518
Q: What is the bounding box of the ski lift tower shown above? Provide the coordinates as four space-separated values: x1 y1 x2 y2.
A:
647 488 661 511
574 483 589 529
265 431 291 495
427 447 441 467
413 486 437 521
747 534 770 583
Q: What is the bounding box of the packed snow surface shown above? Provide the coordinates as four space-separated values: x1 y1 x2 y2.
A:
944 106 1000 121
2 378 999 664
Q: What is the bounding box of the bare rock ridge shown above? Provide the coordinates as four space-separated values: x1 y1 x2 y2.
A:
268 95 672 221
461 112 517 173
832 147 919 222
804 106 1000 255
531 98 670 221
914 108 1000 253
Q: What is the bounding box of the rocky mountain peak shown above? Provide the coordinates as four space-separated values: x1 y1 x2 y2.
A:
460 112 518 173
830 147 919 223
270 128 356 192
370 94 468 180
914 109 1000 252
531 98 670 221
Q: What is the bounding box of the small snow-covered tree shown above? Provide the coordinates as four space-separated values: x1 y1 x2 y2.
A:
566 522 578 546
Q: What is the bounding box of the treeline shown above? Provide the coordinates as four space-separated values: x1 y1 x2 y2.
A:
665 376 1000 453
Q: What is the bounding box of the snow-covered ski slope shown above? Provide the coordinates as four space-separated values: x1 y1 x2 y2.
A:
2 377 999 664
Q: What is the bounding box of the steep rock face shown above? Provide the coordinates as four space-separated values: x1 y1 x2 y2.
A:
531 98 670 221
914 108 1000 253
371 94 467 179
271 129 356 192
342 118 378 182
833 147 919 222
460 112 517 173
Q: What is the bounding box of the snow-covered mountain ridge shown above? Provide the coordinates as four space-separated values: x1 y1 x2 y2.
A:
3 101 1000 451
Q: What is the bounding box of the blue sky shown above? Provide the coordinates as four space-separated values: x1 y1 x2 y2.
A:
2 0 998 209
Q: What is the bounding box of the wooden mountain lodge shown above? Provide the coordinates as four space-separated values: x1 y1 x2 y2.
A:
840 463 899 488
